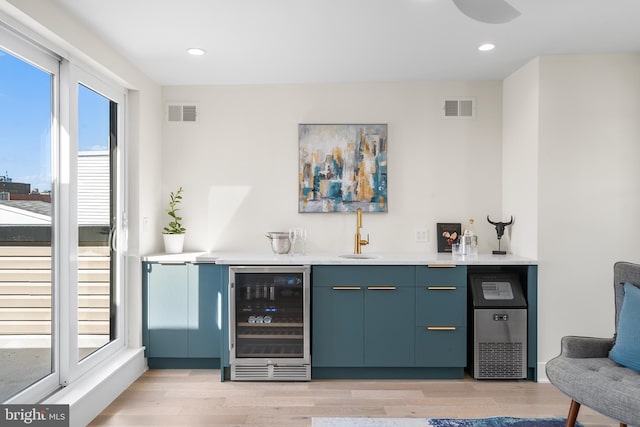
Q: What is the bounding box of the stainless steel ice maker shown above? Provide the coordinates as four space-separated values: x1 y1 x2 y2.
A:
470 273 527 379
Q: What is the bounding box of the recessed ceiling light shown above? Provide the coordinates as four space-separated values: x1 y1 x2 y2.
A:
187 48 206 56
478 43 496 52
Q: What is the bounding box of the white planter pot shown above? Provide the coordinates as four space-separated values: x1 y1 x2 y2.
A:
163 233 185 254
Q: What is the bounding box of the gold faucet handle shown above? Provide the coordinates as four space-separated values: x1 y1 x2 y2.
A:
361 233 370 246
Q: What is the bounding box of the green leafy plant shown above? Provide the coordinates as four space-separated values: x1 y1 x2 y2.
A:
163 187 186 234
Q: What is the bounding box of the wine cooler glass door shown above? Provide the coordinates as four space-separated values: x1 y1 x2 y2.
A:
229 266 310 380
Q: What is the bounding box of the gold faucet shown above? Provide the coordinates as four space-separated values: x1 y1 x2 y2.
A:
354 208 369 254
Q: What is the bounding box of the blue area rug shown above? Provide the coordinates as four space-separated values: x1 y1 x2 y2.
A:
312 417 582 427
427 418 579 427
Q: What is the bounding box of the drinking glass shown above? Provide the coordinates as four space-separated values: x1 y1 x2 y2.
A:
288 228 298 256
298 228 307 255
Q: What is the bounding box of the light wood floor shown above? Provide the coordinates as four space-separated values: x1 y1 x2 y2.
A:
90 370 619 426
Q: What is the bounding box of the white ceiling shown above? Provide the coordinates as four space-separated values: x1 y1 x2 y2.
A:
52 0 640 86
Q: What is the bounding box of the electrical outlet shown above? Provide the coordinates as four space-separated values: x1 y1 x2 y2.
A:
414 229 428 243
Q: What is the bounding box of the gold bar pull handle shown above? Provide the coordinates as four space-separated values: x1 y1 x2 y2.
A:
427 326 457 331
332 286 362 291
426 286 457 291
367 286 397 291
427 264 456 268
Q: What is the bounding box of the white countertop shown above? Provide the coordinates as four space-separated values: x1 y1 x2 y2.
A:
143 251 536 265
142 252 208 263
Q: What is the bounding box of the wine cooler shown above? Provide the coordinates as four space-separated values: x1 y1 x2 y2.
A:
229 265 310 381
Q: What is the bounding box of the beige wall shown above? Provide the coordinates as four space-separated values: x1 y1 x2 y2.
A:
503 53 640 378
162 82 504 254
502 57 539 259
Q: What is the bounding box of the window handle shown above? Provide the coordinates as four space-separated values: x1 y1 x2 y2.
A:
108 224 117 252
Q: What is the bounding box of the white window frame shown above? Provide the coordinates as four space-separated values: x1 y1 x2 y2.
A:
0 22 62 403
61 62 128 385
1 21 129 402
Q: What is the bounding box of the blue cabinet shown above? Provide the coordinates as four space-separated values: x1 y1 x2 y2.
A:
414 265 467 368
414 327 467 367
145 263 189 357
312 266 415 368
312 264 469 378
364 284 414 366
189 264 222 357
144 260 537 380
415 265 467 326
143 262 222 368
312 285 364 366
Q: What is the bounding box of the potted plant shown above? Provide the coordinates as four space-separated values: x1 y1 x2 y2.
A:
162 187 186 253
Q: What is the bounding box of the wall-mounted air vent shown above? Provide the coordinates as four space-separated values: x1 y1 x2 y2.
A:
443 98 475 119
166 103 198 123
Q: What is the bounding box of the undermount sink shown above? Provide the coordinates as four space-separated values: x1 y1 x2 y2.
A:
338 254 380 260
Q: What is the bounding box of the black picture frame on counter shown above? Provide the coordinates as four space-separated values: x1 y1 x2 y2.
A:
437 222 461 253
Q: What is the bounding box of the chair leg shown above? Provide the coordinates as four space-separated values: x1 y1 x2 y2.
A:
566 400 581 427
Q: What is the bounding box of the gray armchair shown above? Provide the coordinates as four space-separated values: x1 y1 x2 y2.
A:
546 261 640 427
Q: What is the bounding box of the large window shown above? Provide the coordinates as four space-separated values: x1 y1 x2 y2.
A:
0 24 126 403
0 38 55 403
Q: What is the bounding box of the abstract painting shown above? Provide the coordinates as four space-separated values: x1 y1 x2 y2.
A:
298 124 387 213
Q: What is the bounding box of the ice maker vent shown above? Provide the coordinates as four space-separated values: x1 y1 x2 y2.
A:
477 341 525 379
167 103 198 123
443 98 475 118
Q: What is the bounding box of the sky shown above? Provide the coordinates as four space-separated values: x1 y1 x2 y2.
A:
0 48 109 192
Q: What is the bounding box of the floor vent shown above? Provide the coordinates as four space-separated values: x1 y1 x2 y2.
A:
166 103 198 123
231 364 310 381
443 98 475 118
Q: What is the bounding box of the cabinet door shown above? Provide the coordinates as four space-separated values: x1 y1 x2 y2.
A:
415 265 467 326
415 326 467 367
415 265 466 289
147 263 189 357
414 265 467 367
364 285 414 366
415 286 466 326
314 265 415 286
188 264 222 358
312 285 364 367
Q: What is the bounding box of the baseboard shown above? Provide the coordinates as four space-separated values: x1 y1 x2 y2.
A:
147 357 220 369
537 361 549 382
42 348 146 427
311 367 465 379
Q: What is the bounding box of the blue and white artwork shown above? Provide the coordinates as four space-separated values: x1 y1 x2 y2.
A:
298 124 387 213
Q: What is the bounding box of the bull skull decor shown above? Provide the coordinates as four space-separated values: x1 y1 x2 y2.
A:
487 215 513 255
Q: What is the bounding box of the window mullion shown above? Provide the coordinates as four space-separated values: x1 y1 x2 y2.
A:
57 59 81 385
